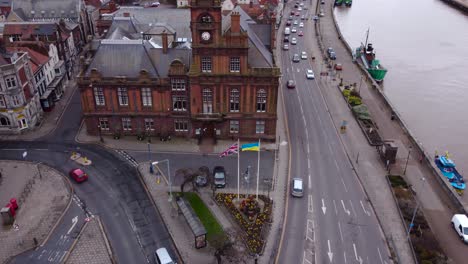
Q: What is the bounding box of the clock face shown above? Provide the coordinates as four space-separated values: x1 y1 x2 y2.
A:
201 31 211 41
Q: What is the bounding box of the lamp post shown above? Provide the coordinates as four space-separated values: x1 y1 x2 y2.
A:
97 124 103 143
403 146 412 175
148 142 153 174
152 159 172 202
407 177 426 239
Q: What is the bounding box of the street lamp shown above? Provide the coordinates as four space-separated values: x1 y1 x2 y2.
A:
152 159 172 202
403 146 412 175
407 177 426 239
148 142 153 174
97 124 103 143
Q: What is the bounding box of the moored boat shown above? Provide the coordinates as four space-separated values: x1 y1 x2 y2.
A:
435 155 466 190
354 29 388 82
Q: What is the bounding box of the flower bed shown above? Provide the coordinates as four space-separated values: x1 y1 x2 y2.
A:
215 193 272 254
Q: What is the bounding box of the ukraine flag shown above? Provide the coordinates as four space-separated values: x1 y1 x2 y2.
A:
241 142 260 151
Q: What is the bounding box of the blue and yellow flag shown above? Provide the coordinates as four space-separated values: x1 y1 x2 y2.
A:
241 142 260 152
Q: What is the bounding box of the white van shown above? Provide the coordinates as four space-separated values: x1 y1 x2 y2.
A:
154 248 175 264
284 27 291 36
451 214 468 243
291 178 303 197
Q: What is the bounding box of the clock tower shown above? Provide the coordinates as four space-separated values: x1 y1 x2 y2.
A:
190 0 222 47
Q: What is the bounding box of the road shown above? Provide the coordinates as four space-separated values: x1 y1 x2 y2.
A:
0 88 179 263
277 1 389 263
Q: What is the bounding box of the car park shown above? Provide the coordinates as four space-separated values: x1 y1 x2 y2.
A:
291 37 297 45
287 80 296 89
298 31 304 36
301 51 307 59
213 166 226 188
299 22 304 28
292 54 300 62
306 69 315 79
283 44 289 50
451 214 468 243
69 168 88 183
335 63 343 70
291 178 304 197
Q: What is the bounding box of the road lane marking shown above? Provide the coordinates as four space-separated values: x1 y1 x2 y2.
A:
344 251 347 263
67 216 78 235
308 174 312 189
349 200 357 217
377 247 385 264
341 200 351 215
308 195 314 213
306 219 314 242
297 68 300 73
353 243 359 261
327 240 334 262
321 198 327 215
341 177 348 192
360 200 371 216
303 250 313 264
338 221 344 242
334 159 339 170
333 199 338 215
308 159 311 170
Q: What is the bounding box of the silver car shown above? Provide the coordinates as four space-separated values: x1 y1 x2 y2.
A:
306 69 315 79
291 178 304 197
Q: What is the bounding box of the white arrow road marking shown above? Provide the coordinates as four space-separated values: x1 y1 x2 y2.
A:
308 195 314 213
67 216 78 235
343 251 347 263
341 200 350 215
360 200 371 216
353 243 363 263
322 198 327 215
327 240 333 262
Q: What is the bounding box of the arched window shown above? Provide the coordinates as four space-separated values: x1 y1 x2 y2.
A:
230 88 239 112
202 88 213 114
199 13 213 23
256 89 267 112
0 116 11 126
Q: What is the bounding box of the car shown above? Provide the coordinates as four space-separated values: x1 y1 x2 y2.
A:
69 168 88 183
291 178 304 197
300 2 304 6
319 9 325 17
213 166 226 188
298 7 302 11
288 16 293 20
304 6 308 10
451 214 468 243
306 69 315 79
327 47 337 60
291 11 295 15
301 51 307 59
154 248 175 264
298 31 304 36
293 20 298 25
301 15 306 20
146 1 160 7
335 63 343 70
295 11 300 16
299 22 304 28
291 27 297 33
321 0 325 4
283 36 289 42
291 37 297 45
313 15 319 21
286 20 291 26
287 80 296 89
294 4 299 8
283 44 289 50
292 54 300 62
195 166 209 187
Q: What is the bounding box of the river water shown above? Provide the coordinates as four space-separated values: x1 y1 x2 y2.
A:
334 0 468 172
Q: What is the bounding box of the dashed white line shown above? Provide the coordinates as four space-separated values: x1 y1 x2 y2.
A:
308 174 312 189
308 195 314 213
297 68 300 73
360 200 371 216
341 177 348 192
334 159 339 170
338 221 344 242
344 251 348 264
349 200 357 217
333 199 338 215
353 243 359 261
377 247 384 264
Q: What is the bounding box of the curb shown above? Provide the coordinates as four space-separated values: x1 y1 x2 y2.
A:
97 217 116 264
61 221 89 263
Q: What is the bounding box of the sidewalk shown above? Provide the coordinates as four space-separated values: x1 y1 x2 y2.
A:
0 161 71 263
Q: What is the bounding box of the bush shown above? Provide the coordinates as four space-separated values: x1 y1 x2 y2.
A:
342 89 351 98
348 96 362 106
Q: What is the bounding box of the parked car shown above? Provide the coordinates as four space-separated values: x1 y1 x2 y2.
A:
291 178 304 197
295 11 300 16
286 20 291 26
301 51 307 59
195 166 210 187
291 37 297 45
69 168 88 183
306 69 315 79
313 15 319 21
290 11 295 15
292 54 300 62
294 4 299 8
327 47 337 60
213 166 226 188
283 44 289 50
146 1 160 7
283 36 289 43
319 9 325 17
335 63 343 70
154 247 175 264
451 214 468 243
287 80 296 89
321 0 325 3
297 7 302 11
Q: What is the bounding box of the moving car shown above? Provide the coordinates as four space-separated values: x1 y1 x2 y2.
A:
327 47 337 60
299 22 304 28
69 168 88 183
283 36 289 43
313 15 319 21
301 15 306 20
293 20 298 25
292 54 300 62
298 31 304 36
291 11 295 15
451 214 468 243
301 51 307 59
283 44 289 50
291 27 297 33
298 7 302 11
146 1 160 7
154 247 175 264
335 63 343 70
306 69 315 79
213 166 226 188
291 37 297 45
286 20 291 26
287 80 296 89
291 178 304 197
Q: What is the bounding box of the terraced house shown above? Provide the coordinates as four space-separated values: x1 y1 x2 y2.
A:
78 0 280 141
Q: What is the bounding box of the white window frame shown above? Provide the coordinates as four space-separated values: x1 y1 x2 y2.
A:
202 88 213 114
172 96 187 111
229 88 240 112
174 119 188 132
144 118 155 131
94 87 105 106
117 87 129 106
99 118 109 131
122 117 132 131
12 95 21 107
256 120 265 134
0 95 5 108
171 79 186 91
256 89 267 113
141 88 152 107
230 120 239 134
5 76 17 89
201 57 212 73
229 57 240 72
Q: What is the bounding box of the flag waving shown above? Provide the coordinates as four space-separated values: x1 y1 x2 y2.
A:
241 142 260 152
219 143 239 157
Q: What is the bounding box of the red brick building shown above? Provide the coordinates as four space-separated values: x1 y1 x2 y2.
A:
78 0 280 141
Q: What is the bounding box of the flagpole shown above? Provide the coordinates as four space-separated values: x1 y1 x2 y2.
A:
237 138 240 200
256 139 261 200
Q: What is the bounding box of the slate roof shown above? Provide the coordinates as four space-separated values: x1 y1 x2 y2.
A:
6 46 49 73
146 43 191 78
12 0 80 21
3 22 58 37
85 39 159 78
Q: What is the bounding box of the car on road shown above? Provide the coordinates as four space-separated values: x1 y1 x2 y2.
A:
301 51 307 59
298 7 302 11
288 15 293 20
313 15 319 21
295 11 300 16
301 15 306 20
319 9 325 17
286 20 291 26
299 22 304 28
335 63 343 70
145 1 160 7
327 47 337 60
293 20 298 25
291 178 304 197
451 214 468 243
195 166 210 187
294 4 299 8
306 69 315 79
213 166 226 188
291 37 297 45
154 247 175 264
290 10 295 15
291 27 297 33
69 168 88 183
321 0 325 4
287 80 296 89
298 31 304 36
283 44 289 50
283 36 289 43
292 54 300 62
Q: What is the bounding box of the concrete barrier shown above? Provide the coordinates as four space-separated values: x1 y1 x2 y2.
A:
439 0 468 14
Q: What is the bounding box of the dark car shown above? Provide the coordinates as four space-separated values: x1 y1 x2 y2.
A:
213 166 226 188
287 80 296 89
283 36 289 43
327 47 337 60
286 20 291 26
69 168 88 183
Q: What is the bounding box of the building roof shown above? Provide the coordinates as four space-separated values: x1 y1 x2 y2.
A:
85 39 159 78
0 0 12 8
6 46 48 73
3 22 58 37
12 0 81 21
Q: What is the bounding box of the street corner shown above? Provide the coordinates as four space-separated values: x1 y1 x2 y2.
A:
70 152 81 161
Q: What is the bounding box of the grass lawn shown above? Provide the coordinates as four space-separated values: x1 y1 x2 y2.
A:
183 192 225 242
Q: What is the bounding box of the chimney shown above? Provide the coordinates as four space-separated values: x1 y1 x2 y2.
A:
123 12 130 17
162 31 168 54
231 12 240 34
249 0 253 8
270 13 276 50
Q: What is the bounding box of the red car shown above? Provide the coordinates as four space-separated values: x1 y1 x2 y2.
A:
69 168 88 183
298 31 304 36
